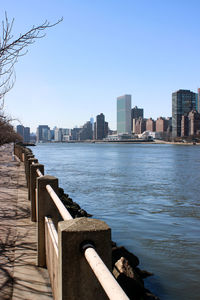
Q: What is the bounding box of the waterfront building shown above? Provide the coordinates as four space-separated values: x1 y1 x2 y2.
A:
16 125 24 140
146 118 156 132
24 127 30 143
131 106 143 131
50 130 55 140
90 117 94 130
188 110 200 136
54 128 63 142
71 127 81 141
181 111 200 137
131 106 144 119
135 117 146 134
198 88 200 113
94 113 108 140
36 125 50 142
117 95 131 134
78 121 93 140
181 115 189 137
132 119 136 134
16 125 30 143
172 89 197 138
156 117 169 132
30 132 36 143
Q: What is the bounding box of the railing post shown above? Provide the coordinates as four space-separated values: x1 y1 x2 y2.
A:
30 163 44 222
28 158 38 200
58 217 112 300
24 153 34 185
37 175 59 267
19 146 25 161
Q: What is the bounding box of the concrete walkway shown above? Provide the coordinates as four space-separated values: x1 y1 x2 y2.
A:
0 144 53 300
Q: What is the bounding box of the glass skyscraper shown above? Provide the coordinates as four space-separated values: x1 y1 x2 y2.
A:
117 95 132 134
172 89 197 138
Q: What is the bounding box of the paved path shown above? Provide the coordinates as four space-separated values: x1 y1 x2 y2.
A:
0 144 53 299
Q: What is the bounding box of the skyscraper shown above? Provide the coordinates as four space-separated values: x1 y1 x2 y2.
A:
24 127 30 143
172 90 197 138
117 95 131 134
16 125 24 140
16 125 30 143
94 113 108 140
36 125 50 142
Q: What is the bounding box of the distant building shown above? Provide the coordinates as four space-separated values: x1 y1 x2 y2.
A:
172 89 197 138
117 95 131 134
30 132 36 143
54 128 63 142
78 121 93 140
16 125 30 143
36 125 50 142
132 119 137 134
105 121 108 138
71 127 81 141
198 88 200 113
146 118 156 132
94 113 108 140
135 117 146 134
16 125 24 140
131 106 144 119
188 110 200 136
90 117 94 130
24 127 30 143
181 115 189 137
131 106 143 131
156 117 169 132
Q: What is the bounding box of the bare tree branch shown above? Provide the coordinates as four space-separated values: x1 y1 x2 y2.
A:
0 12 63 105
0 12 63 145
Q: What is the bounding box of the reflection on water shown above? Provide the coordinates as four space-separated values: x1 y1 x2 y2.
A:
32 143 200 300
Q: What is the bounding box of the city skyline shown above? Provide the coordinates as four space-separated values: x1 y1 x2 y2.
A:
2 1 200 132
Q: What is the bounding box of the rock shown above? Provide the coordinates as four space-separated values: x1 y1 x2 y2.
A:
111 240 117 248
135 267 153 278
112 246 139 269
77 209 92 217
144 289 160 300
113 257 145 300
113 257 144 286
58 187 65 196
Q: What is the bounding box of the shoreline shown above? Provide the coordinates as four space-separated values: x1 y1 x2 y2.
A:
32 140 200 146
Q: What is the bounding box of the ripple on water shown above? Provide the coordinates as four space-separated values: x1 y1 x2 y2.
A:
31 143 200 300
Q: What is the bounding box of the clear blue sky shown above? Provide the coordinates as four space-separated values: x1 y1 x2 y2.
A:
2 0 200 132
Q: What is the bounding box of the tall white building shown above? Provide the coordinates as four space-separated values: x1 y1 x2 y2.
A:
54 128 62 142
117 94 132 134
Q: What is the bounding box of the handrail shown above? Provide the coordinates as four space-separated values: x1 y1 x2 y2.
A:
31 158 129 300
45 216 58 257
46 183 129 299
84 246 129 300
36 168 43 177
31 161 43 178
46 184 73 220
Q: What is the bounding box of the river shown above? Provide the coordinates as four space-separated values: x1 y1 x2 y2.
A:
31 143 200 300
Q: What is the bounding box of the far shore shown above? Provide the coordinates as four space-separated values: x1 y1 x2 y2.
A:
27 139 200 146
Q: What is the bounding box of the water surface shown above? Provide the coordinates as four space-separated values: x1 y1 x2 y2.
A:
31 143 200 300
